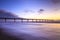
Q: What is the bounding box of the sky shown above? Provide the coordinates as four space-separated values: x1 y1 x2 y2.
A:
0 0 60 20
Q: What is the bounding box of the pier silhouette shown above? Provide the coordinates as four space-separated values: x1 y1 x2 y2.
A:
0 10 60 23
0 18 54 23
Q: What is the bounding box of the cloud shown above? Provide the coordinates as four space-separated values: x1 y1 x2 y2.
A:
51 0 60 4
38 9 44 14
24 10 35 13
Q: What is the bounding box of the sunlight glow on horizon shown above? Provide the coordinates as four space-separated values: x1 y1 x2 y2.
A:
18 12 60 20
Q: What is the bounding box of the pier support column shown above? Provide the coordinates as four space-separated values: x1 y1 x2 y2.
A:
36 19 37 22
5 18 6 22
14 18 16 22
32 19 34 22
21 19 23 22
27 19 29 22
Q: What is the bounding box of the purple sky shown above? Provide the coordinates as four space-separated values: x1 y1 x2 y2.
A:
0 0 60 19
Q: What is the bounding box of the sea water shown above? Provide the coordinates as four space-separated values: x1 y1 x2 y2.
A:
0 22 60 40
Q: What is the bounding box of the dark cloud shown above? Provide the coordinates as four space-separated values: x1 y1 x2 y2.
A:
38 9 44 14
0 10 18 18
51 0 60 4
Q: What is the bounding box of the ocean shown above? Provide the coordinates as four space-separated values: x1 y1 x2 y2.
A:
0 22 60 40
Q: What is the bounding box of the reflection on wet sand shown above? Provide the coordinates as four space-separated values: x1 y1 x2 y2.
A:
0 22 60 40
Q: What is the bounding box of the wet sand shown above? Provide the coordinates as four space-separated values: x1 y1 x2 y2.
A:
0 22 60 40
0 25 24 40
0 26 48 40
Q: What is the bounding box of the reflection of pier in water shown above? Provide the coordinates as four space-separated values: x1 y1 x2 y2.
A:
0 18 54 23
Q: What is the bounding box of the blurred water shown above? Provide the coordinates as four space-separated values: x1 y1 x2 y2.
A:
0 22 60 40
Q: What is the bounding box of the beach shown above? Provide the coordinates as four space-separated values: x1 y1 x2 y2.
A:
0 22 60 40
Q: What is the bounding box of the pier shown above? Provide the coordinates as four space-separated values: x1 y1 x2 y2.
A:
0 18 54 23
